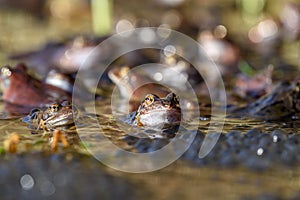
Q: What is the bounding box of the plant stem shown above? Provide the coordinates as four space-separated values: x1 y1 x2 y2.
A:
91 0 112 36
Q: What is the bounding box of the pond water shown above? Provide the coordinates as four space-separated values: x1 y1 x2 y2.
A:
0 95 300 199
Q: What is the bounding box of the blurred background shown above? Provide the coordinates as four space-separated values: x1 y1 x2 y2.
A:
0 0 299 69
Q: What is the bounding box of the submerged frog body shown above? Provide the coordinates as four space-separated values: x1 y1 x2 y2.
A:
234 81 300 120
130 93 181 127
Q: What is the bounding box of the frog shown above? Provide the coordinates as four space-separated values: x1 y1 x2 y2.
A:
234 65 273 100
232 80 300 120
23 101 78 150
0 63 72 110
38 101 77 130
0 63 50 107
128 93 181 128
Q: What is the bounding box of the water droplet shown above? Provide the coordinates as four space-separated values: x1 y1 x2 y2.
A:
157 24 171 39
116 19 134 37
40 180 56 196
273 135 278 143
20 174 34 190
214 25 227 38
164 45 176 57
153 72 163 81
138 28 156 43
257 148 264 156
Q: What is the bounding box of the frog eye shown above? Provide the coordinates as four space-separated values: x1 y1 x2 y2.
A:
145 95 154 105
50 104 60 112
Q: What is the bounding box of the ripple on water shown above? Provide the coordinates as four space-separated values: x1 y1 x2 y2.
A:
0 97 300 171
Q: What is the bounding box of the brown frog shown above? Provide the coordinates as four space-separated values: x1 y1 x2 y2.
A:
39 101 77 130
129 93 181 127
0 63 71 109
232 80 300 120
235 65 273 100
23 101 78 150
